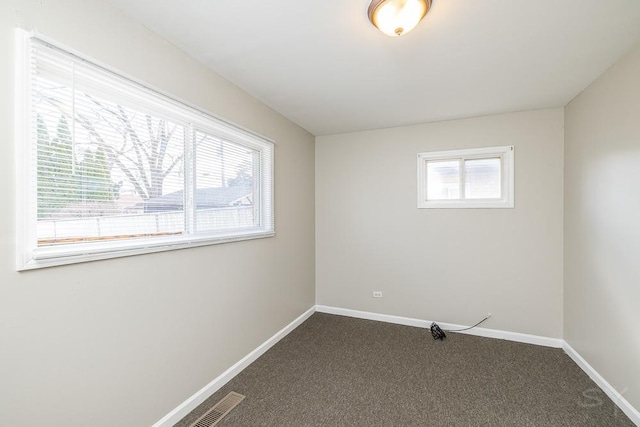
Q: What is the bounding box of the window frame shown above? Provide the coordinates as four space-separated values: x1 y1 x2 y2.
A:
15 30 275 270
417 145 514 209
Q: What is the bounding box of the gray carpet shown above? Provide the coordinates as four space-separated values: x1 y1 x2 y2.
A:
175 313 634 426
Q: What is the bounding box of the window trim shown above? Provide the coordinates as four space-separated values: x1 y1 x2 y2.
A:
15 29 275 270
417 145 514 209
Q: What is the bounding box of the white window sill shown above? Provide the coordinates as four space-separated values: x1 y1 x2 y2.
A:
18 230 275 271
418 199 514 209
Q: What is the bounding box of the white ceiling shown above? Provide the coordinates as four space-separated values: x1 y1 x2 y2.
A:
105 0 640 136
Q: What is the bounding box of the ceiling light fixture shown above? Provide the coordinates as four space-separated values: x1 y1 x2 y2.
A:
368 0 432 37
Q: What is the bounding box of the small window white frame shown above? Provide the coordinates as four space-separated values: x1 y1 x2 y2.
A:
417 145 514 209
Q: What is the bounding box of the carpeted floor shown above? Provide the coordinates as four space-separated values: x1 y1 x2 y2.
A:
175 313 634 426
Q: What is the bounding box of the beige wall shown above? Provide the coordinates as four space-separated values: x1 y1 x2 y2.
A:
564 43 640 411
2 0 637 423
316 109 564 338
0 1 315 426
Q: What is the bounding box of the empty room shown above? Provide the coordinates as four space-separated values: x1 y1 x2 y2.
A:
1 0 639 426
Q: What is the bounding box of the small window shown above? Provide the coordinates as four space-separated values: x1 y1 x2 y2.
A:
15 31 274 270
417 145 514 208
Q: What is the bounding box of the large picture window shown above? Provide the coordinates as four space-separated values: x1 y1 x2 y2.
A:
16 31 274 270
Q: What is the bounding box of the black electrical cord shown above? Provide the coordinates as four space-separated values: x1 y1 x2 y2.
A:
444 315 491 332
430 315 491 340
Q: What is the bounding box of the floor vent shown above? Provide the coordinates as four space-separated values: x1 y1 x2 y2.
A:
188 392 246 427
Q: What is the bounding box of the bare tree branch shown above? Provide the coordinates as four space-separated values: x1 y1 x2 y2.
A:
40 91 190 202
73 113 149 200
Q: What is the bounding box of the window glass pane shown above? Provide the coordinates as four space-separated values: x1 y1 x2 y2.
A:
464 158 501 199
34 75 185 246
21 35 275 269
194 131 257 233
427 160 460 200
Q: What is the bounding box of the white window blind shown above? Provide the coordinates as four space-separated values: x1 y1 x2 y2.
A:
16 31 274 270
417 145 514 209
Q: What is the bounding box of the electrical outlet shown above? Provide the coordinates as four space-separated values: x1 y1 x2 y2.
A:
373 291 383 298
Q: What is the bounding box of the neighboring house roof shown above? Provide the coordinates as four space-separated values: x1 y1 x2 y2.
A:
142 186 252 212
49 202 119 219
116 194 143 208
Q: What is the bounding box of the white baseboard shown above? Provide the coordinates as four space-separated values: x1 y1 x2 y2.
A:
563 342 640 426
151 306 316 427
315 305 563 348
153 304 638 427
